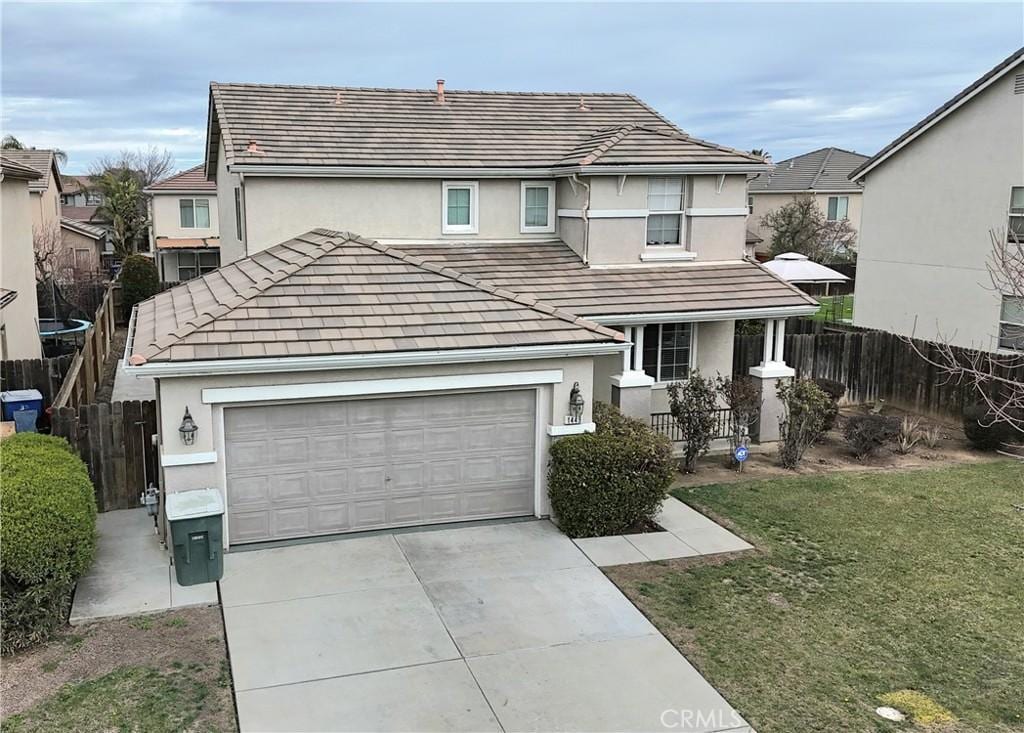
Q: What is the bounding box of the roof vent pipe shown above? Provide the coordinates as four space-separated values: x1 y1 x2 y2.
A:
436 79 446 104
578 96 589 111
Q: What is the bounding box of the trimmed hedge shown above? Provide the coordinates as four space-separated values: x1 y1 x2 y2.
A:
962 404 1016 451
549 402 674 538
1 433 97 653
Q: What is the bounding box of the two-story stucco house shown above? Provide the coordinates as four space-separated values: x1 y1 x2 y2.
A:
144 164 221 283
1 156 44 359
852 48 1024 351
747 147 869 258
1 149 63 235
124 81 817 547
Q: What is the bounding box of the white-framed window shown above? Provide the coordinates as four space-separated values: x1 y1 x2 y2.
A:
520 181 555 233
999 295 1024 351
442 181 479 234
234 187 244 240
1009 187 1024 238
646 177 684 246
177 250 220 281
85 191 102 206
179 198 211 228
747 194 754 215
827 196 849 221
641 322 695 382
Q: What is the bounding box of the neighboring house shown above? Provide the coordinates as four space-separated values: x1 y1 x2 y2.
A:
144 164 220 283
60 174 103 208
748 147 869 257
0 156 43 359
852 47 1024 351
125 80 817 548
59 217 107 274
1 149 63 235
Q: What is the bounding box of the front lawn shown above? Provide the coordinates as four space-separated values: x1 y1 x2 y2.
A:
607 463 1024 732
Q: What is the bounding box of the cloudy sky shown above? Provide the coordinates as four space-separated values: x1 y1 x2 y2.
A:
2 1 1021 174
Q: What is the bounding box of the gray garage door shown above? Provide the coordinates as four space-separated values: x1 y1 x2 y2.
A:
224 389 536 545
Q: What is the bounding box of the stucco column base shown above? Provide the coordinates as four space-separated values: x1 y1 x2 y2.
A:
611 371 655 421
749 362 795 443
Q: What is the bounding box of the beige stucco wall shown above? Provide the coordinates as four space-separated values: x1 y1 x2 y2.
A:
29 171 61 234
151 193 219 240
1 177 42 359
748 191 864 254
216 140 245 265
148 355 600 541
854 66 1024 350
60 227 101 272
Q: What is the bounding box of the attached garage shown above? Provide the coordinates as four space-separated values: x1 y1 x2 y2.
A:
224 389 537 545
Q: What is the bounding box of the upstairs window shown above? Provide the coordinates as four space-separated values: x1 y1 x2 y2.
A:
1009 187 1024 238
180 198 211 228
747 194 754 215
999 295 1024 351
442 181 478 234
646 177 684 246
827 196 849 221
641 322 694 382
521 181 555 233
85 191 102 205
234 187 244 240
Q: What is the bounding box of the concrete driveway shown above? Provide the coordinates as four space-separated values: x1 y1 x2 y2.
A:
220 521 751 733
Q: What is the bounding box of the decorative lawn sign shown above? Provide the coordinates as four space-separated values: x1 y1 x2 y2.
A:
734 445 749 463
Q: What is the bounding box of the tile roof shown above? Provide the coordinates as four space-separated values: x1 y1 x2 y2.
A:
851 47 1024 180
60 217 105 240
60 174 92 194
207 83 763 170
62 205 106 224
155 237 220 250
130 230 623 363
145 164 218 192
389 242 818 318
1 155 42 180
749 148 868 193
1 149 60 192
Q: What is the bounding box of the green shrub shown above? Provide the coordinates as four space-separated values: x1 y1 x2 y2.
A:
548 403 674 538
813 378 845 431
667 370 718 473
1 433 97 653
962 404 1016 451
120 254 160 318
777 379 832 469
843 414 900 457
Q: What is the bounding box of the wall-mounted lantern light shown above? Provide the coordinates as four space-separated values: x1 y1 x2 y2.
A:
567 382 584 425
179 406 198 446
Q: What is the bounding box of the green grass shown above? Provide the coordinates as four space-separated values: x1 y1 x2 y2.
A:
608 463 1024 732
812 293 854 322
1 666 213 733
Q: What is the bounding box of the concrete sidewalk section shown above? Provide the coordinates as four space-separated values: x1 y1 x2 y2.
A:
70 508 218 624
573 496 754 567
222 520 751 733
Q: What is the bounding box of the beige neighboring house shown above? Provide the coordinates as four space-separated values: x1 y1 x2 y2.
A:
852 47 1024 351
747 147 869 257
143 164 220 283
124 80 817 548
59 217 107 273
0 156 43 359
1 149 63 235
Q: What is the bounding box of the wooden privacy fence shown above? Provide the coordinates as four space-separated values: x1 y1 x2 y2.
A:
52 281 118 409
50 400 159 512
0 353 75 404
733 327 1024 421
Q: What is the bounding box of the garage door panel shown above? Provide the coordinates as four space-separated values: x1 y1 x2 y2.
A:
226 389 536 545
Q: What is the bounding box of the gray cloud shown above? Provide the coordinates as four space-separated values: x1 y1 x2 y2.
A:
2 1 1020 172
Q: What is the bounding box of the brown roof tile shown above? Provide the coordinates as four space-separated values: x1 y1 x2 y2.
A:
2 150 60 192
145 164 217 192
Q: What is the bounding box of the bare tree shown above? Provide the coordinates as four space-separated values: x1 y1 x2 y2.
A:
761 195 857 263
33 223 73 282
89 146 174 188
908 227 1024 435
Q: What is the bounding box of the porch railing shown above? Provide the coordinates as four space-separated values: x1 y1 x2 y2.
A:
651 408 734 442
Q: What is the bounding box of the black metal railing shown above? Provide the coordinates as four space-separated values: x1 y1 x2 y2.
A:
650 408 734 442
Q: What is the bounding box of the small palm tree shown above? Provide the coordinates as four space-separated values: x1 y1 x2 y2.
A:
95 170 148 258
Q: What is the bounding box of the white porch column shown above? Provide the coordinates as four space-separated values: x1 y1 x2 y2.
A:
611 324 655 421
749 318 795 444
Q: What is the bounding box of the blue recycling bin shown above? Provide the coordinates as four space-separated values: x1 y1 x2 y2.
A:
1 389 44 433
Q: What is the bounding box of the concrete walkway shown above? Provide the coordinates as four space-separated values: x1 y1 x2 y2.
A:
573 496 754 567
70 508 218 624
221 520 752 733
110 362 156 402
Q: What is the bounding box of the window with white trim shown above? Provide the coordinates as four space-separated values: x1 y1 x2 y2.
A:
85 191 102 205
747 194 754 215
520 181 555 233
1009 187 1024 238
999 295 1024 351
646 177 684 246
442 181 479 234
176 250 220 281
827 196 849 221
641 323 694 382
179 198 211 228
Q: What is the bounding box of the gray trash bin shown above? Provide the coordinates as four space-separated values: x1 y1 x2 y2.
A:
166 489 224 586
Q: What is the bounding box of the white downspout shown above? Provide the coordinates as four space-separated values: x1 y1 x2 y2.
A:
571 173 591 265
